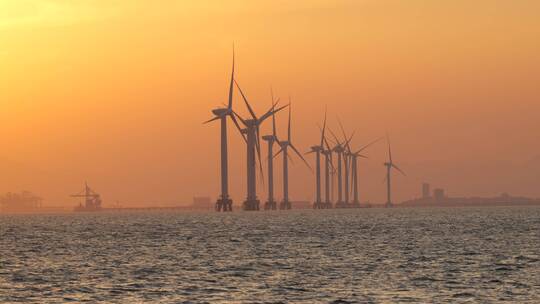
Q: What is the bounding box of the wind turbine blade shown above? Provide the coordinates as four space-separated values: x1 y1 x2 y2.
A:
234 80 257 120
305 150 315 155
291 144 312 171
273 147 284 159
323 136 333 152
357 154 368 159
287 100 292 142
232 110 247 126
255 126 265 185
287 151 295 165
259 103 287 123
229 113 246 143
392 164 407 176
272 100 277 137
203 116 220 124
227 45 235 110
355 137 384 154
387 132 393 164
344 130 355 153
338 118 348 144
328 129 341 146
320 106 327 147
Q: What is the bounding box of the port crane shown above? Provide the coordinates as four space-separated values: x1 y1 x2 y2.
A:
71 182 102 211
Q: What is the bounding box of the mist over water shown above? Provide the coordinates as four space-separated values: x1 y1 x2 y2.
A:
1 207 539 303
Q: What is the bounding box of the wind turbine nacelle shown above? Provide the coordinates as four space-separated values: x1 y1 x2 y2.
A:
311 146 323 151
244 119 258 127
262 135 276 141
279 141 290 147
212 108 229 116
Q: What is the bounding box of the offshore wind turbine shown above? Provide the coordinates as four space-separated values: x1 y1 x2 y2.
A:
307 108 327 209
321 130 335 208
329 129 346 208
262 90 280 210
203 49 244 212
338 121 355 208
234 82 287 211
349 137 383 207
275 102 311 210
384 134 406 207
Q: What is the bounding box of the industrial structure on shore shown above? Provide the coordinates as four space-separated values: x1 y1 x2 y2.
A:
71 182 103 212
0 191 43 213
401 183 540 207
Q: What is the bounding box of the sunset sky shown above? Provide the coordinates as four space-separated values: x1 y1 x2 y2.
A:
1 0 539 207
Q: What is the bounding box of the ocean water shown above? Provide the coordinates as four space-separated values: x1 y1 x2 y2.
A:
1 207 539 303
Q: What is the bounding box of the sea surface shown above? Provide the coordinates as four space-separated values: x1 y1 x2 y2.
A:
1 207 539 303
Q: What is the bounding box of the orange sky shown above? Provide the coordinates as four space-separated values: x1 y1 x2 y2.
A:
1 0 539 207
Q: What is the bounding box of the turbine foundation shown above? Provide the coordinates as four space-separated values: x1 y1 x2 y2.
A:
335 201 348 208
264 201 277 210
313 202 324 209
279 201 292 210
243 199 260 211
215 198 233 212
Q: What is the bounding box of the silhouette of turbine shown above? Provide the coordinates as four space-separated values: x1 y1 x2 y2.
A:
349 137 383 207
263 89 281 211
234 82 287 211
307 107 327 209
384 134 406 207
203 48 244 212
275 101 311 210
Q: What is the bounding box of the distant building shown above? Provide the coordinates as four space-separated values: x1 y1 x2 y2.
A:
192 197 212 210
422 183 431 199
401 184 540 207
434 188 445 202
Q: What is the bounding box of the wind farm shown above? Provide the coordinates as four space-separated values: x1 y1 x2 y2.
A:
3 1 540 303
204 51 406 211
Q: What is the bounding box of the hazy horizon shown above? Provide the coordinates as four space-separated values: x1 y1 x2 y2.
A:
1 0 539 208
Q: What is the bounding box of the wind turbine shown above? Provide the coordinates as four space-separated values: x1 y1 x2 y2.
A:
307 107 327 209
262 90 280 210
349 137 383 207
384 134 406 207
321 129 335 209
203 49 244 212
234 82 287 211
328 129 347 208
275 101 311 210
338 120 355 208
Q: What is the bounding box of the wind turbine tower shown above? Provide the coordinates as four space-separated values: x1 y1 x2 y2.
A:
350 137 382 207
329 130 346 208
262 92 280 210
338 122 354 208
308 108 327 209
384 135 406 207
204 49 244 212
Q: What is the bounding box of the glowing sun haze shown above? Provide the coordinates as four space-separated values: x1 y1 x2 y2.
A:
1 0 539 207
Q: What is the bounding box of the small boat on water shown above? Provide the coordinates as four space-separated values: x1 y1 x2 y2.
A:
71 182 102 212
